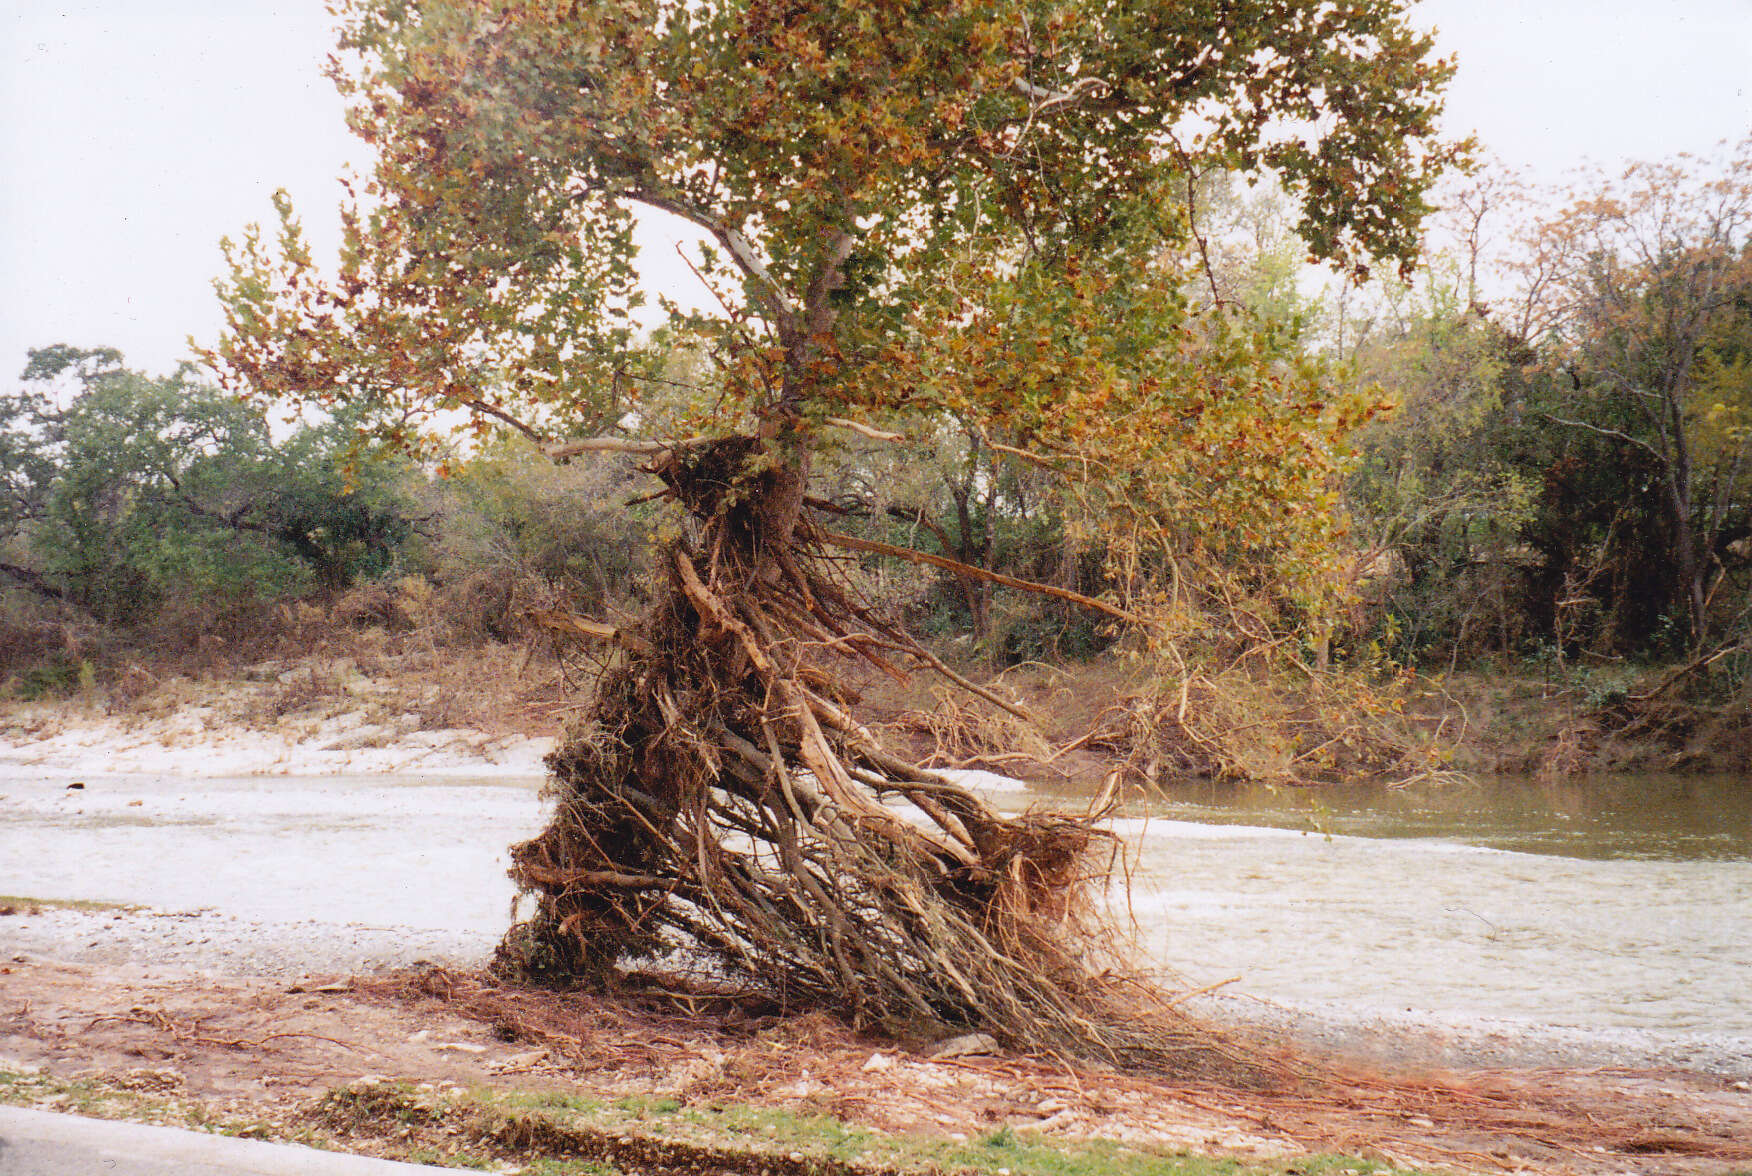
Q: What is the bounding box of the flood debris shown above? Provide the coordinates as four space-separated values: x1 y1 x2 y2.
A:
497 437 1252 1077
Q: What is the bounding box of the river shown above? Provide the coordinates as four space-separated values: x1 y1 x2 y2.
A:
3 769 1749 1043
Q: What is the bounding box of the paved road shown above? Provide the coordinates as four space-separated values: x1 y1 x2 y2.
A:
0 1107 460 1175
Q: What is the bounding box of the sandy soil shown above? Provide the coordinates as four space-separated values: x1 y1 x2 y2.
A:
0 701 552 779
0 655 557 779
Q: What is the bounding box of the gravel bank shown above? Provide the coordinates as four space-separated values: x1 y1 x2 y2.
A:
1198 991 1752 1084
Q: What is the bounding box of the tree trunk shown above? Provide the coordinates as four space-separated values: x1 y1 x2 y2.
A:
1661 397 1707 647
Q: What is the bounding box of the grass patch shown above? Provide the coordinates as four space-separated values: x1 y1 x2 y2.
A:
339 1082 1431 1176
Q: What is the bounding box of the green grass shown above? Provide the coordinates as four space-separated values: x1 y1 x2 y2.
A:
444 1087 1433 1176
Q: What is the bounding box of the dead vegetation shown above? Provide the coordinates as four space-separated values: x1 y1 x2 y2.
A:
9 957 1749 1176
0 566 589 743
252 969 1752 1175
1082 663 1465 789
497 436 1257 1075
889 686 1058 775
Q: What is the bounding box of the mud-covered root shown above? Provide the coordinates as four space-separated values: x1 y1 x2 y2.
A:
496 436 1257 1076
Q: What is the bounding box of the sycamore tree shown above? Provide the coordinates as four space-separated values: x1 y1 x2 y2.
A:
210 0 1456 1065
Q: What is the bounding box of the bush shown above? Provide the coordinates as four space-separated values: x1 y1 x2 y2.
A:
2 346 421 640
14 656 92 701
428 447 655 640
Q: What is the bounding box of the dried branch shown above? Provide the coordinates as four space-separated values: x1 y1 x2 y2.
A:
544 436 679 460
524 607 656 657
1538 413 1666 462
815 527 1139 624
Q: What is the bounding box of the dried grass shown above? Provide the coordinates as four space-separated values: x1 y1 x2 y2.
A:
889 687 1057 774
1075 662 1460 788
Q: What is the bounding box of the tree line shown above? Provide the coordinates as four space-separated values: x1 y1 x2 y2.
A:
4 151 1748 703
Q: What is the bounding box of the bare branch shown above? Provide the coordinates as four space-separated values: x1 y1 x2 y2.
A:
1629 638 1751 703
543 436 680 460
447 395 546 445
1012 75 1111 113
621 184 798 335
524 607 656 657
802 229 860 338
815 527 1139 624
1538 413 1666 463
823 416 905 443
0 560 72 605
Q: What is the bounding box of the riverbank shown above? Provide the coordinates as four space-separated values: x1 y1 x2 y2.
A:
6 687 1751 1057
8 898 1752 1084
7 640 1750 787
6 668 1752 1172
4 819 1751 1173
4 945 1750 1176
0 654 555 778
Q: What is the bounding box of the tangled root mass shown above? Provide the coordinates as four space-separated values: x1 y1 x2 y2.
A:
496 437 1236 1072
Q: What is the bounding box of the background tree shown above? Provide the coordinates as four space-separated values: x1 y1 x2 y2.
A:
1530 146 1752 649
1 346 417 637
1327 147 1752 681
210 0 1458 1064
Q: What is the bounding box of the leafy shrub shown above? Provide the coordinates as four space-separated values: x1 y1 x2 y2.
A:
428 446 655 639
14 656 91 701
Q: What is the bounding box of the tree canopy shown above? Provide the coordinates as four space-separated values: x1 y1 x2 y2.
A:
2 346 415 630
212 0 1458 456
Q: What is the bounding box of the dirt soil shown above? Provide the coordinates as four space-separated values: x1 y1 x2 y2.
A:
2 952 1749 1176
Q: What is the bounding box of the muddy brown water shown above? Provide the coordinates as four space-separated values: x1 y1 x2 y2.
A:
3 769 1749 1039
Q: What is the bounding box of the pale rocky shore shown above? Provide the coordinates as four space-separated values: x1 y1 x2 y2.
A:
7 902 1748 1086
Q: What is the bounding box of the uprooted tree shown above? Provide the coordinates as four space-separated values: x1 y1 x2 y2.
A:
208 0 1458 1066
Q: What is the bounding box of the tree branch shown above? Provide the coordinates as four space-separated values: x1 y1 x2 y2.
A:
621 184 798 336
447 394 547 445
814 527 1138 624
1539 413 1666 463
1629 638 1751 703
524 607 656 657
802 229 859 339
544 436 682 460
1012 75 1112 114
0 560 71 605
824 416 904 443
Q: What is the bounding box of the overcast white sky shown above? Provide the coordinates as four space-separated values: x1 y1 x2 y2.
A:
4 1 1750 381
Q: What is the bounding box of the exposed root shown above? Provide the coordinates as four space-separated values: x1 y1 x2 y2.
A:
495 437 1249 1075
356 968 1752 1175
